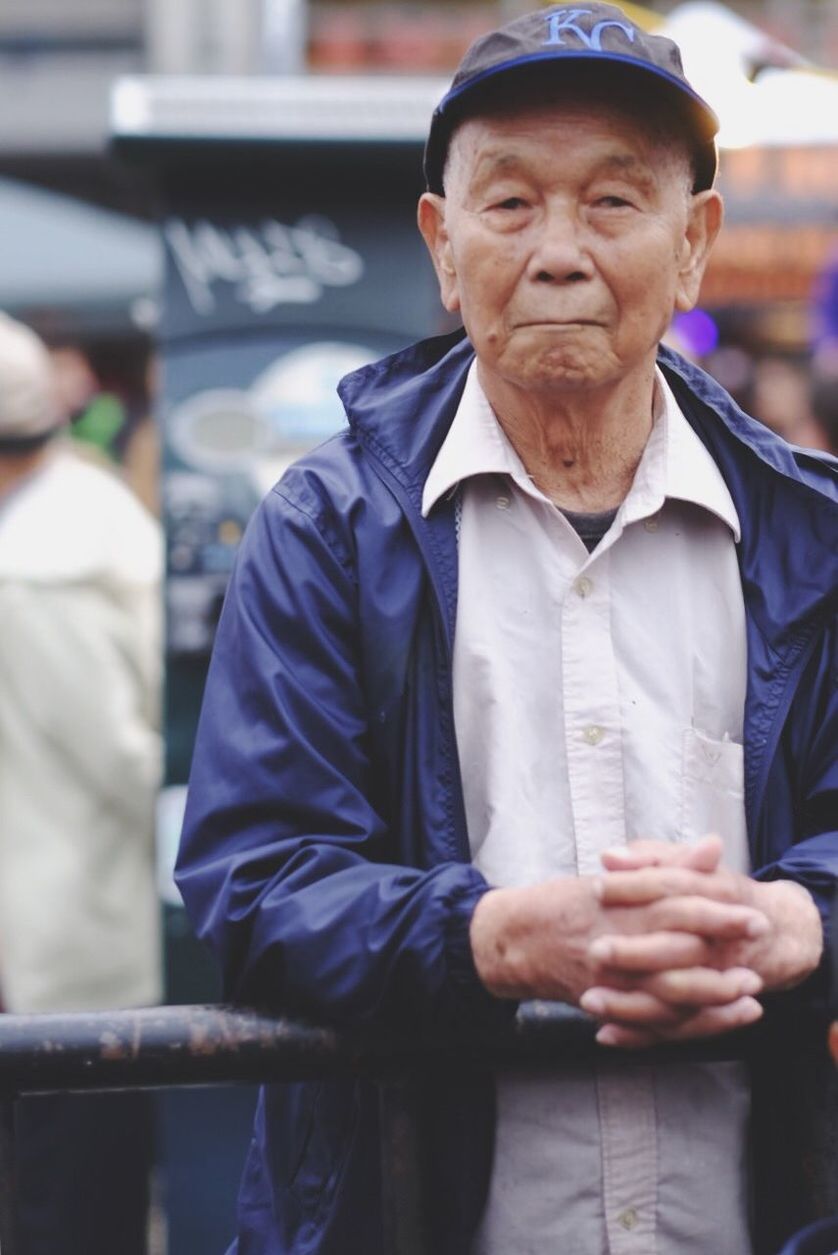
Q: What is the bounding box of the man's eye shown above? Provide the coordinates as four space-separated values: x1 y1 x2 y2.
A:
595 195 632 209
493 197 528 210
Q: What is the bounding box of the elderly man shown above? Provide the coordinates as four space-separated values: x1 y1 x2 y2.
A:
177 6 837 1254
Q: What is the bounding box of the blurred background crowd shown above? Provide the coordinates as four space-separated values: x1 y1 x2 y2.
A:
1 0 838 491
0 2 837 1253
0 2 832 481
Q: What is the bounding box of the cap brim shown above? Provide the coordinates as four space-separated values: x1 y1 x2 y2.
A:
425 51 719 194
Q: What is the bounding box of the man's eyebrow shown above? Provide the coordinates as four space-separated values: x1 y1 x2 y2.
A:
470 151 529 177
467 149 659 185
593 154 658 187
460 151 537 195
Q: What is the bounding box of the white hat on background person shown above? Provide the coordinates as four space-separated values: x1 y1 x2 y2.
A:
0 312 64 447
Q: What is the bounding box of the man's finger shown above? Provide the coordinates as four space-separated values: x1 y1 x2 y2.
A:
589 930 711 972
597 866 749 907
580 986 685 1026
589 902 769 965
581 968 760 1022
596 996 764 1049
595 1024 659 1049
600 835 723 874
649 896 768 940
644 965 762 1005
679 835 725 872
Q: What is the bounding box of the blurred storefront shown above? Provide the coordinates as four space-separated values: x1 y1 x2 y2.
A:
699 143 838 370
303 0 838 71
708 148 837 310
3 1 838 462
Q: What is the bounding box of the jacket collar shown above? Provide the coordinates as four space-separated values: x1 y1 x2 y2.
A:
656 342 838 498
420 356 741 541
657 345 836 646
338 329 474 503
339 330 837 642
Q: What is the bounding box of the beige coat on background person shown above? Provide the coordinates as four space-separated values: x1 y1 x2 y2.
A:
0 443 162 1012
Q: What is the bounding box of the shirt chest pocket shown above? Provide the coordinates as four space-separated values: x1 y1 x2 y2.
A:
680 727 750 873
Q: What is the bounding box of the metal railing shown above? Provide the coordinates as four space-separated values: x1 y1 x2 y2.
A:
0 1002 832 1254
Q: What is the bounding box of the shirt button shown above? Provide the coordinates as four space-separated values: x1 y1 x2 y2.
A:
582 725 605 746
574 576 593 599
644 516 660 532
496 495 510 510
618 1207 639 1231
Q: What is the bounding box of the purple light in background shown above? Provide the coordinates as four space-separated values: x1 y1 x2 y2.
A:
672 309 719 357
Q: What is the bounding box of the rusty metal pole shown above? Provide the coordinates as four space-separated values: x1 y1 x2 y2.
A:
0 1003 826 1255
379 1080 433 1255
0 1094 19 1255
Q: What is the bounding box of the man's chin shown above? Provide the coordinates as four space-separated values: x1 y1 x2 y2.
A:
502 350 613 394
491 325 617 387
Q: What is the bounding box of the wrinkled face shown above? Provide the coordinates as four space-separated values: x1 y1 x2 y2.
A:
419 99 721 401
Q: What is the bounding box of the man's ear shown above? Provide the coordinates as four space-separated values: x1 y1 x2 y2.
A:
417 193 461 313
674 189 724 313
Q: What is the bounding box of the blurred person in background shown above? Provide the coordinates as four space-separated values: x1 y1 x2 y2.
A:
750 355 831 452
0 312 163 1255
810 347 838 456
703 347 833 453
49 336 161 517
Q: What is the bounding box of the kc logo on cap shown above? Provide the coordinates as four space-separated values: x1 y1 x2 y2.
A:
544 8 636 51
423 3 720 196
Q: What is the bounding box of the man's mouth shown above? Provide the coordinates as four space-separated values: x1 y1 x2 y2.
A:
516 319 603 330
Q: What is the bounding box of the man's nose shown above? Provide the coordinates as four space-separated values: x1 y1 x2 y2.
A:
526 207 594 284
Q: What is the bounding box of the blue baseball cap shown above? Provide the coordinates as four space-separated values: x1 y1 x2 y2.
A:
424 4 719 194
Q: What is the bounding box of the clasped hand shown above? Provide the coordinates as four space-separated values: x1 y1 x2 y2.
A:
469 835 823 1049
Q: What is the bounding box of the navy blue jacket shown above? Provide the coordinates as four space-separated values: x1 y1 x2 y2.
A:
177 331 838 1255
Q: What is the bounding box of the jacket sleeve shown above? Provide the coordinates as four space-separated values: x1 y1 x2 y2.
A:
175 486 508 1032
751 625 838 1001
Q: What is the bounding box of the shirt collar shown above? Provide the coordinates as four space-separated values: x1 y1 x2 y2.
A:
624 368 741 541
421 358 741 542
421 360 526 516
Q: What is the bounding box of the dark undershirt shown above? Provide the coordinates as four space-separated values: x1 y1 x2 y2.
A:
453 487 618 554
559 506 619 553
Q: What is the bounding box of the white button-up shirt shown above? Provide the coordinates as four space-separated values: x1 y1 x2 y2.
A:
422 362 752 1255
